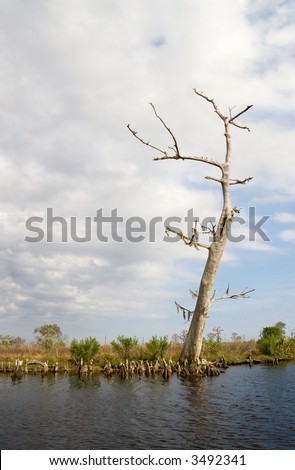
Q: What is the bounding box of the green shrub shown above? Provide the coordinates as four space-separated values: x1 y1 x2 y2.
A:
257 324 285 356
70 337 100 364
145 335 170 360
258 337 279 355
111 336 138 360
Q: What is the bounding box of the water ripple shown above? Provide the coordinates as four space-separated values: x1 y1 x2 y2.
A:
0 364 294 449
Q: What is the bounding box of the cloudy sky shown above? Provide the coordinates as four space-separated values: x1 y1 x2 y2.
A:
0 0 294 344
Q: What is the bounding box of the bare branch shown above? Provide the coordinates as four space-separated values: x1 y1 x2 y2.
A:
127 124 167 155
175 301 193 322
229 177 253 186
228 105 253 132
189 289 199 300
211 288 255 304
129 97 224 169
194 90 252 132
227 105 253 132
149 103 180 156
232 207 242 214
205 175 223 184
193 88 226 121
230 121 251 132
229 105 253 122
128 118 223 171
154 154 224 170
200 221 216 236
165 225 211 250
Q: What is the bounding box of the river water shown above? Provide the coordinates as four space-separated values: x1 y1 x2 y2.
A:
0 363 294 450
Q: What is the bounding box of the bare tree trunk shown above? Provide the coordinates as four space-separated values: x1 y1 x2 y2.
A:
180 98 234 362
180 219 230 361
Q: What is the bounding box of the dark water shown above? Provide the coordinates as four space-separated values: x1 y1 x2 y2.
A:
0 363 294 450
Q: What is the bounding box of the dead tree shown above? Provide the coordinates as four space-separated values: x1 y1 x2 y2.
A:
128 90 254 362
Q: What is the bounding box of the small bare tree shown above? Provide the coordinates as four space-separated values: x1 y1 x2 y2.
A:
128 90 254 363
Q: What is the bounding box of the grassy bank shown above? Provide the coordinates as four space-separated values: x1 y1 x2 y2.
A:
1 340 294 374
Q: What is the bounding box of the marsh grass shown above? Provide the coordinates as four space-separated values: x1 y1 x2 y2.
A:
0 344 70 367
0 339 294 371
202 340 260 362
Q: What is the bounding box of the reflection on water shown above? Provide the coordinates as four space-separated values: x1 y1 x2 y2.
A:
0 364 294 449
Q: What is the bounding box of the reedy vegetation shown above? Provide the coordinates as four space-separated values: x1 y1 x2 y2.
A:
0 322 295 370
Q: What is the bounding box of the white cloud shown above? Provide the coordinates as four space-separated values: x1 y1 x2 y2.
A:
274 212 295 223
0 0 294 341
280 230 295 241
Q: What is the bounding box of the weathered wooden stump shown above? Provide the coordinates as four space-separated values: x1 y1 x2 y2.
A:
103 361 113 376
